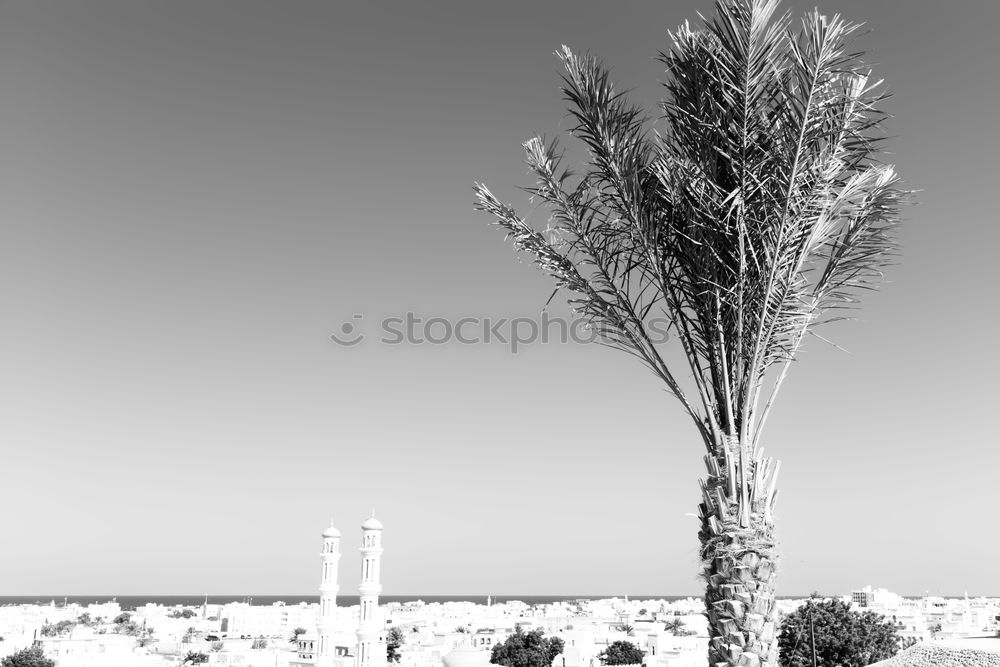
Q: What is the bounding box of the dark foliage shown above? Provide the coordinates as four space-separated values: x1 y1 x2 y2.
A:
778 599 904 667
387 627 405 663
598 641 645 666
1 648 55 667
182 650 209 665
115 620 143 637
663 619 695 636
39 621 74 637
490 626 565 667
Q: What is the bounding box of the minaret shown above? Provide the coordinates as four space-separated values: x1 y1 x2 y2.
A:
356 513 385 667
318 520 342 666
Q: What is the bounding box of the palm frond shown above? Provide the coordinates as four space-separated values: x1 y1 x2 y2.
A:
474 0 907 452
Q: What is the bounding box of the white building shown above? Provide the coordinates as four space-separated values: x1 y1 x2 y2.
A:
292 515 388 667
32 628 151 667
850 586 902 610
357 515 387 667
222 601 317 638
318 521 343 665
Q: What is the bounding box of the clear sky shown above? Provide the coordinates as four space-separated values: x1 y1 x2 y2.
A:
1 0 998 598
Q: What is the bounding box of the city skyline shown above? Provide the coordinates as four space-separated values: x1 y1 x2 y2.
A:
1 0 998 598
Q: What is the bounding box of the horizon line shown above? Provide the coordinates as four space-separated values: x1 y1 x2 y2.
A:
3 592 996 599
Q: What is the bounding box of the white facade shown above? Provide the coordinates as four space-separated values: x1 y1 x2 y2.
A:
356 515 386 667
318 521 343 665
32 629 149 667
222 601 318 638
850 586 902 610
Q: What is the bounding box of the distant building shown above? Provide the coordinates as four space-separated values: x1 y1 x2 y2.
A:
442 645 491 667
471 630 498 650
32 628 140 667
850 586 901 610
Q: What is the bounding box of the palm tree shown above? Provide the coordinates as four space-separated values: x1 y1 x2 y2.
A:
663 619 688 636
473 1 905 665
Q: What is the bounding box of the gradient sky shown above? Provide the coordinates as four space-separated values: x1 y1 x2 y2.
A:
1 0 998 598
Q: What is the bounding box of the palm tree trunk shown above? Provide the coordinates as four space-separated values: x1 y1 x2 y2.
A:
699 435 780 667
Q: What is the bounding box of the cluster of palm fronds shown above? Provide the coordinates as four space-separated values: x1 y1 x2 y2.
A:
474 0 905 452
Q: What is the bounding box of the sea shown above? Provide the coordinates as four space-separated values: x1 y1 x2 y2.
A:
0 595 694 609
0 594 970 610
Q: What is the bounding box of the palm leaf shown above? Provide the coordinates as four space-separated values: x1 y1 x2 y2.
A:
474 0 907 453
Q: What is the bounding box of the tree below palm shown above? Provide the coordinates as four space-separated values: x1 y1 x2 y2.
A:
1 647 54 667
474 0 905 665
387 627 405 663
778 599 905 666
490 626 565 667
599 641 646 666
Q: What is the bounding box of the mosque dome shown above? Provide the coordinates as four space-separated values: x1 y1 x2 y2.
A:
322 523 341 538
442 646 491 667
362 516 383 531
